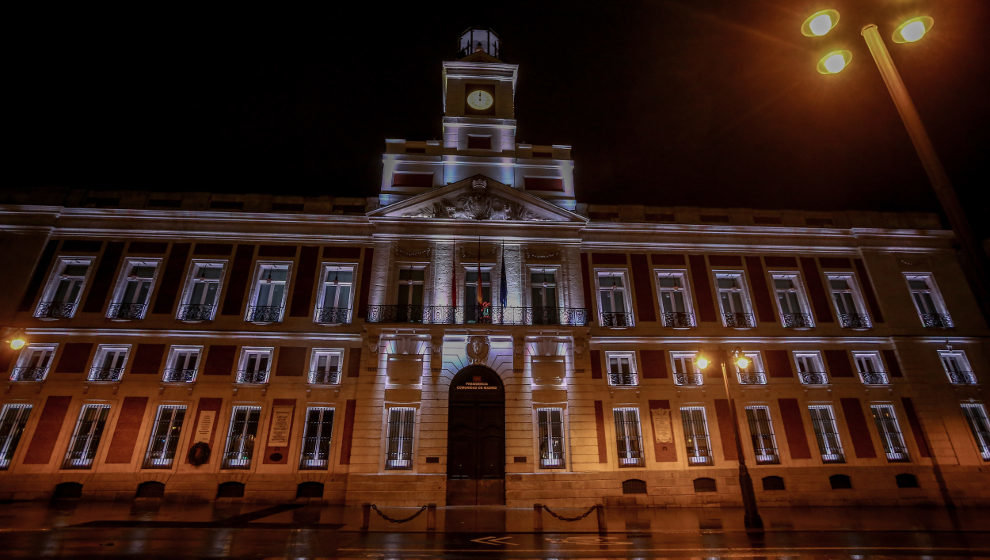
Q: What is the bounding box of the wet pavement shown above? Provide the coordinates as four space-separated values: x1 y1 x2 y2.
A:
1 500 989 558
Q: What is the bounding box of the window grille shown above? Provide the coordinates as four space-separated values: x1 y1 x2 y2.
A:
870 404 909 462
385 408 415 470
613 408 644 466
63 404 111 469
681 406 713 465
222 406 261 469
809 405 844 463
745 406 779 464
961 403 990 461
300 407 334 469
537 408 565 468
0 404 32 469
143 405 186 468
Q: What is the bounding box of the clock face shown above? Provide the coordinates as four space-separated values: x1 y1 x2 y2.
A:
466 89 494 111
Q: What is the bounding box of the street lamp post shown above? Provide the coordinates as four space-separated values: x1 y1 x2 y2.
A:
696 348 763 531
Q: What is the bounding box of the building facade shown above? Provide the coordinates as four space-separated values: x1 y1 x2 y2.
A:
1 30 988 508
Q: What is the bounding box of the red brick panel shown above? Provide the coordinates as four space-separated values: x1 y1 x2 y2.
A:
258 245 297 258
356 247 374 320
591 253 628 265
640 350 667 378
263 398 296 464
193 243 233 256
854 258 884 323
276 346 308 377
801 257 833 323
901 397 931 457
323 246 363 259
105 397 148 464
688 255 716 322
707 350 728 379
22 396 71 464
590 350 602 379
339 399 356 465
82 241 122 313
629 254 656 322
651 254 685 265
825 350 853 377
714 399 738 460
347 348 362 378
18 239 58 312
778 398 812 459
819 257 852 269
840 398 877 458
130 344 166 374
204 345 236 376
745 256 774 324
649 400 677 462
0 352 11 375
128 242 168 254
289 246 318 317
708 255 742 267
764 256 797 268
766 350 794 378
151 242 190 314
883 350 903 378
594 401 608 464
55 343 93 374
186 397 222 463
221 244 255 315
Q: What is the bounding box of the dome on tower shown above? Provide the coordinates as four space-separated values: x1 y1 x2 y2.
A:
458 28 501 60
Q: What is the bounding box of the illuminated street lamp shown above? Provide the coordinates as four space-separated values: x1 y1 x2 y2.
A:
695 347 763 531
3 328 27 351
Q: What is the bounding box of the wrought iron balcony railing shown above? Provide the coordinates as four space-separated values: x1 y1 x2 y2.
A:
661 311 695 328
798 371 829 385
178 303 216 322
107 302 147 320
860 372 889 385
315 306 351 325
247 305 284 323
838 312 872 329
781 312 814 329
309 369 341 385
236 370 269 384
10 366 48 382
723 312 755 328
162 368 197 383
737 371 767 385
365 305 588 326
947 371 977 385
88 367 124 382
607 372 639 387
600 312 633 328
920 312 954 329
35 301 76 319
673 373 704 386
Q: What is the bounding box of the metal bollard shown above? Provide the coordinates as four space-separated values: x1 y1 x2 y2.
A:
427 503 437 532
361 503 371 532
596 504 607 534
533 503 543 533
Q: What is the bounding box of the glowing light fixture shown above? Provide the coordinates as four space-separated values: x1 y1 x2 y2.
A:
893 16 933 43
9 336 26 350
734 354 751 370
802 9 840 37
817 50 852 74
695 355 710 370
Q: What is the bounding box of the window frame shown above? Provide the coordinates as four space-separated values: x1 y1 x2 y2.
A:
670 351 704 387
655 269 695 328
221 405 262 469
824 272 871 329
713 270 756 328
11 343 57 382
769 271 815 329
961 403 990 461
794 351 828 385
163 345 203 383
939 350 976 385
62 403 111 469
314 263 356 325
852 351 889 385
309 349 344 385
527 266 561 325
35 256 94 319
107 257 162 321
605 351 638 387
88 344 131 383
594 269 634 328
680 405 713 465
613 407 645 467
236 347 273 384
0 403 32 469
177 259 227 322
735 351 766 385
142 404 187 469
808 404 845 463
300 406 335 470
904 273 953 328
384 407 416 470
245 261 292 324
536 407 566 469
744 405 780 464
870 403 909 462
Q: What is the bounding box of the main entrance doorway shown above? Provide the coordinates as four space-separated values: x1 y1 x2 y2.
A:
446 365 505 505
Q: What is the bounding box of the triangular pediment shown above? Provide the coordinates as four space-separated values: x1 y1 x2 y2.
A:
370 176 586 223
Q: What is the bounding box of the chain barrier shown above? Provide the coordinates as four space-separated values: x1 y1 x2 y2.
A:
369 504 428 524
541 504 600 522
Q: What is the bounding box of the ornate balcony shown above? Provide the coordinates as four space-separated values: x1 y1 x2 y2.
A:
35 301 76 319
178 303 215 322
315 307 351 325
107 302 147 320
88 367 124 382
162 368 197 383
309 369 341 385
600 312 633 328
838 312 871 329
921 312 953 329
661 311 695 329
860 372 889 385
799 371 828 385
236 370 269 384
723 312 755 328
607 372 639 387
781 312 814 329
947 371 977 385
737 371 767 385
247 305 283 324
673 373 704 386
10 366 48 382
365 305 588 326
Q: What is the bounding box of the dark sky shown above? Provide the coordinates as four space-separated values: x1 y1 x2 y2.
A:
7 1 989 232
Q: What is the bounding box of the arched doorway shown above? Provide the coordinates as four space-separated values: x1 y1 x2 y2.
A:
446 364 505 505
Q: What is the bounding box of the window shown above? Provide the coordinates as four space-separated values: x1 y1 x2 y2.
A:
596 270 633 327
0 404 32 469
300 407 334 469
315 265 355 324
939 350 976 385
671 352 703 386
771 272 814 328
143 405 186 468
107 259 160 320
11 344 56 382
530 269 559 325
905 273 953 328
825 273 871 329
745 406 779 464
63 404 110 469
809 404 844 463
537 408 565 468
222 406 261 469
656 270 695 328
853 351 888 385
237 348 273 384
794 352 828 385
395 267 425 323
309 349 342 385
961 403 990 461
464 268 492 323
385 407 415 469
246 263 290 323
178 260 225 321
870 404 909 462
613 408 644 466
735 351 766 385
163 346 202 383
606 352 638 386
88 345 129 382
714 271 755 328
35 257 93 319
681 406 713 465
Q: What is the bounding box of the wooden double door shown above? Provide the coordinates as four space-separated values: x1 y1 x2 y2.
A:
446 365 505 505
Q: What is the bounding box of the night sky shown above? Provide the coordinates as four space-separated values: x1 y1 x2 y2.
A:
7 2 989 234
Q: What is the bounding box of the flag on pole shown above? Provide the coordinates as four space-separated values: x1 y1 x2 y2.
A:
476 238 483 306
499 240 507 308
